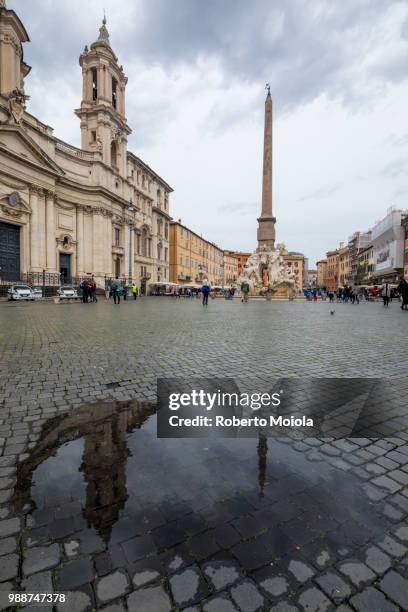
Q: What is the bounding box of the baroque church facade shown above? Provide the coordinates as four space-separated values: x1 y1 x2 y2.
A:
0 1 172 291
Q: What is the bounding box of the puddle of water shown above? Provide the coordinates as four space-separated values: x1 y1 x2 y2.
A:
13 400 384 569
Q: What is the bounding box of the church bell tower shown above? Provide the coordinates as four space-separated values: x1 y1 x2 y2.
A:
75 16 131 178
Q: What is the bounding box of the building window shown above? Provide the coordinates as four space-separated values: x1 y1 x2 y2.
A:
91 68 98 101
136 233 140 255
148 238 152 257
111 141 118 168
115 257 120 277
112 77 118 109
114 228 120 247
142 229 147 257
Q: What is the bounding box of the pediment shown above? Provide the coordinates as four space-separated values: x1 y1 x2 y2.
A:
0 125 65 176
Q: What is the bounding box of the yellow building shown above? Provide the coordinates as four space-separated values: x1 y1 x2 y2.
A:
169 221 223 286
223 251 239 286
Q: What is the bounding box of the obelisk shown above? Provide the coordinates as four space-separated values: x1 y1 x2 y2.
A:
257 84 276 250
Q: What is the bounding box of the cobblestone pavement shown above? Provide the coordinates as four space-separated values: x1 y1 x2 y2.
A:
0 297 408 611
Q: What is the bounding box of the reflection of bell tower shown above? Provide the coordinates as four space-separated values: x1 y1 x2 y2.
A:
257 435 268 497
81 410 129 543
75 16 131 178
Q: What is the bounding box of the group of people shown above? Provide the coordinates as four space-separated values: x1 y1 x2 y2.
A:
107 277 139 305
79 277 97 303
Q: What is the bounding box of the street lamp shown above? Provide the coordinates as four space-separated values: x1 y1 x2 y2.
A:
128 200 135 279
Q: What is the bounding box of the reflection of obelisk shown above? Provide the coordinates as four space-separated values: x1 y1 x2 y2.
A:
257 84 276 251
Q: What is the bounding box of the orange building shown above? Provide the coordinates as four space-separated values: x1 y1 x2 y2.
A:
325 250 339 291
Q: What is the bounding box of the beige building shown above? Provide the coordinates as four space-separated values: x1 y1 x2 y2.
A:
223 251 239 286
169 221 224 287
316 259 327 287
0 3 172 292
338 243 351 286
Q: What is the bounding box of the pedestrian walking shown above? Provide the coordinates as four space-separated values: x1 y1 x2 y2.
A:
201 281 210 306
131 283 138 300
241 280 250 303
382 283 391 307
111 276 122 305
351 284 360 305
122 283 128 301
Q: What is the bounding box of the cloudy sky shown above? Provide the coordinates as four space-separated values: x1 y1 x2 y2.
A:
11 0 408 266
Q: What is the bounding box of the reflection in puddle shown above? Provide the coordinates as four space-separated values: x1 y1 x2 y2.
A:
13 400 385 573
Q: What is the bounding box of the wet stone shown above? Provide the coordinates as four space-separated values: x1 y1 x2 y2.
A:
169 564 209 607
57 556 94 589
365 546 392 574
127 585 172 612
57 588 93 612
22 543 60 575
0 517 20 537
377 535 407 558
0 536 17 556
202 594 237 612
394 525 408 542
230 579 264 612
350 586 398 612
298 586 332 612
315 570 352 602
96 570 130 603
202 558 241 590
100 604 126 612
379 570 408 609
0 552 18 581
269 603 299 612
338 560 375 586
22 570 53 593
258 575 288 597
132 569 160 588
288 559 315 583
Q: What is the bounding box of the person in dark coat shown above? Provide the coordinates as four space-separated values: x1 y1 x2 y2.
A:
398 278 408 311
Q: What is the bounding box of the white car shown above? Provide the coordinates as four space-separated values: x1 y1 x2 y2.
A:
31 286 43 299
7 285 35 301
57 285 78 299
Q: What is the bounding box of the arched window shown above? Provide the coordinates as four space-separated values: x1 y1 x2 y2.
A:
112 78 118 109
111 141 117 168
91 68 98 101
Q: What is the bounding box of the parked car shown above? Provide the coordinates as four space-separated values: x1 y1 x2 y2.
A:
7 284 35 301
57 285 78 300
31 286 43 299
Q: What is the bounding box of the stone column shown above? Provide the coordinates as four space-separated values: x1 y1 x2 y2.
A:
76 206 84 276
257 88 276 250
45 191 56 271
37 189 47 270
261 91 272 218
106 215 112 276
92 210 105 276
29 187 40 271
